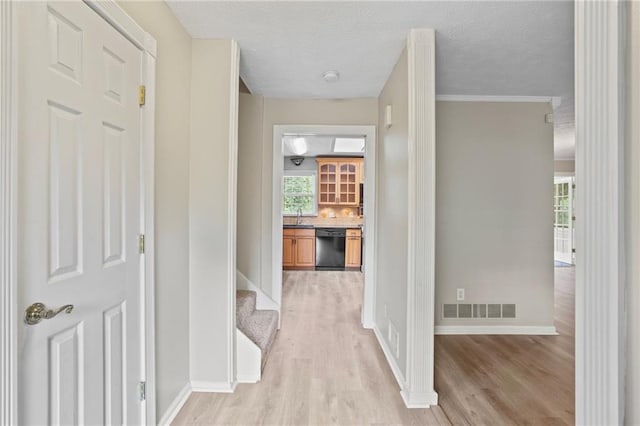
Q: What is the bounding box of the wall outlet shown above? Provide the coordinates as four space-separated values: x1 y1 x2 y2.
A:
456 288 465 301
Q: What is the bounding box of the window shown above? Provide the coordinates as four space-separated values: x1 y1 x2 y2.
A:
283 171 317 215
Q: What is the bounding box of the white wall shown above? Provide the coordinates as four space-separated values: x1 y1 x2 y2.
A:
236 97 377 296
626 2 640 422
376 49 409 375
189 39 239 385
435 101 555 327
116 1 191 418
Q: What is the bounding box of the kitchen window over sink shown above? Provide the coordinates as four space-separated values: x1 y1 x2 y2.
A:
283 170 317 215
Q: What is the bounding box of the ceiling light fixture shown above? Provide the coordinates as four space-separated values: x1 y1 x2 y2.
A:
290 157 305 166
323 70 340 83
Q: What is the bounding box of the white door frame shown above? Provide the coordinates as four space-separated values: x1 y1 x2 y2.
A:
271 125 377 328
0 1 157 423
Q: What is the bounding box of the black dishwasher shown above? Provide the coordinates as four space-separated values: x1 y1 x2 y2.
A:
315 228 346 270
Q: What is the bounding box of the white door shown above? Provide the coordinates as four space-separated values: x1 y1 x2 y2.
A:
17 2 143 424
553 177 574 264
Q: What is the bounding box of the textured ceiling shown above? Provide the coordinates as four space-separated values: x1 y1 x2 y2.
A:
166 1 575 159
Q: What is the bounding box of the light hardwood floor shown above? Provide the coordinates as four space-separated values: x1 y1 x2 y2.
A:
173 271 450 425
173 267 574 425
434 266 575 425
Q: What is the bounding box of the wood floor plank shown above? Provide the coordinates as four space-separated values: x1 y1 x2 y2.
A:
435 266 575 425
173 271 450 425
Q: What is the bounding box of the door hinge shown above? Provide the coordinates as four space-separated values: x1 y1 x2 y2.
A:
138 85 146 106
138 381 146 401
138 234 145 254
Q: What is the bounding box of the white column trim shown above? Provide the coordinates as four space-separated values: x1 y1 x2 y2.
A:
575 1 625 424
227 40 240 385
0 1 17 423
403 28 438 408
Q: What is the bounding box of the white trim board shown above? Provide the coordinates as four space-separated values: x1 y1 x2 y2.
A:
227 39 241 393
435 326 559 335
158 384 191 426
436 94 562 109
271 124 377 329
0 1 17 424
190 381 238 393
373 326 406 395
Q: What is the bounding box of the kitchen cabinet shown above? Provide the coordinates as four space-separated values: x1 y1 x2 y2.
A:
345 228 362 269
317 157 363 206
283 228 315 270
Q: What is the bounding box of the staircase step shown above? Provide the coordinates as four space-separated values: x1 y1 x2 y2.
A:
236 290 257 326
240 309 279 357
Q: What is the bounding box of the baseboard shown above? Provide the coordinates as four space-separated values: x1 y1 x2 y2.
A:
400 389 439 408
158 383 191 426
372 325 407 392
434 325 559 335
236 373 259 383
190 381 238 393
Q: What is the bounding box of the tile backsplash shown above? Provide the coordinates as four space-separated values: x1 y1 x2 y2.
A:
283 206 363 227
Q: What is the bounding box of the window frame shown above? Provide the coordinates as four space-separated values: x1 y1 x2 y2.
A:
282 170 318 216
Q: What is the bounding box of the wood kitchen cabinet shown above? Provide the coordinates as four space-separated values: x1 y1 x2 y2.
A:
345 228 362 269
317 157 363 206
283 228 315 270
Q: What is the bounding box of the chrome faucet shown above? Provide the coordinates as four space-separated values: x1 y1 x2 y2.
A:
296 207 303 225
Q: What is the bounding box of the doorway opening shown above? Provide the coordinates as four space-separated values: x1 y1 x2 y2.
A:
272 125 377 328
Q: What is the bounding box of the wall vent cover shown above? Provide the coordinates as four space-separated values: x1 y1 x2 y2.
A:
442 303 516 319
443 304 458 318
458 304 472 318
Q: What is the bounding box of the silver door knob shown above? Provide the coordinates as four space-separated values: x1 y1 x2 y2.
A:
24 302 74 325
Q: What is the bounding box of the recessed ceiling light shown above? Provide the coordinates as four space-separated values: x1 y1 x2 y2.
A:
333 137 365 153
323 70 340 83
285 137 308 156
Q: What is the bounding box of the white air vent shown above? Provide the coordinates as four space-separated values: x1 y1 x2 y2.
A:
442 303 516 319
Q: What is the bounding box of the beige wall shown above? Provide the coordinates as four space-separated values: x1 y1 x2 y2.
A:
189 40 238 384
554 159 575 174
116 1 191 418
626 2 640 423
376 49 409 375
260 98 378 296
238 93 264 288
236 97 377 296
435 101 555 327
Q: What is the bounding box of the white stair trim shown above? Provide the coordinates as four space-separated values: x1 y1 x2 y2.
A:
158 383 191 426
435 325 558 335
237 270 280 316
236 328 261 383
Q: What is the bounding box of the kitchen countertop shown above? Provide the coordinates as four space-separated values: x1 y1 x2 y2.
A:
283 224 363 229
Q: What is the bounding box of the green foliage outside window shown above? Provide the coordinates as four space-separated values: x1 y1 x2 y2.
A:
283 174 315 214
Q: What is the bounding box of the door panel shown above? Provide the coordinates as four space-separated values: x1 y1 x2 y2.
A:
17 2 143 424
